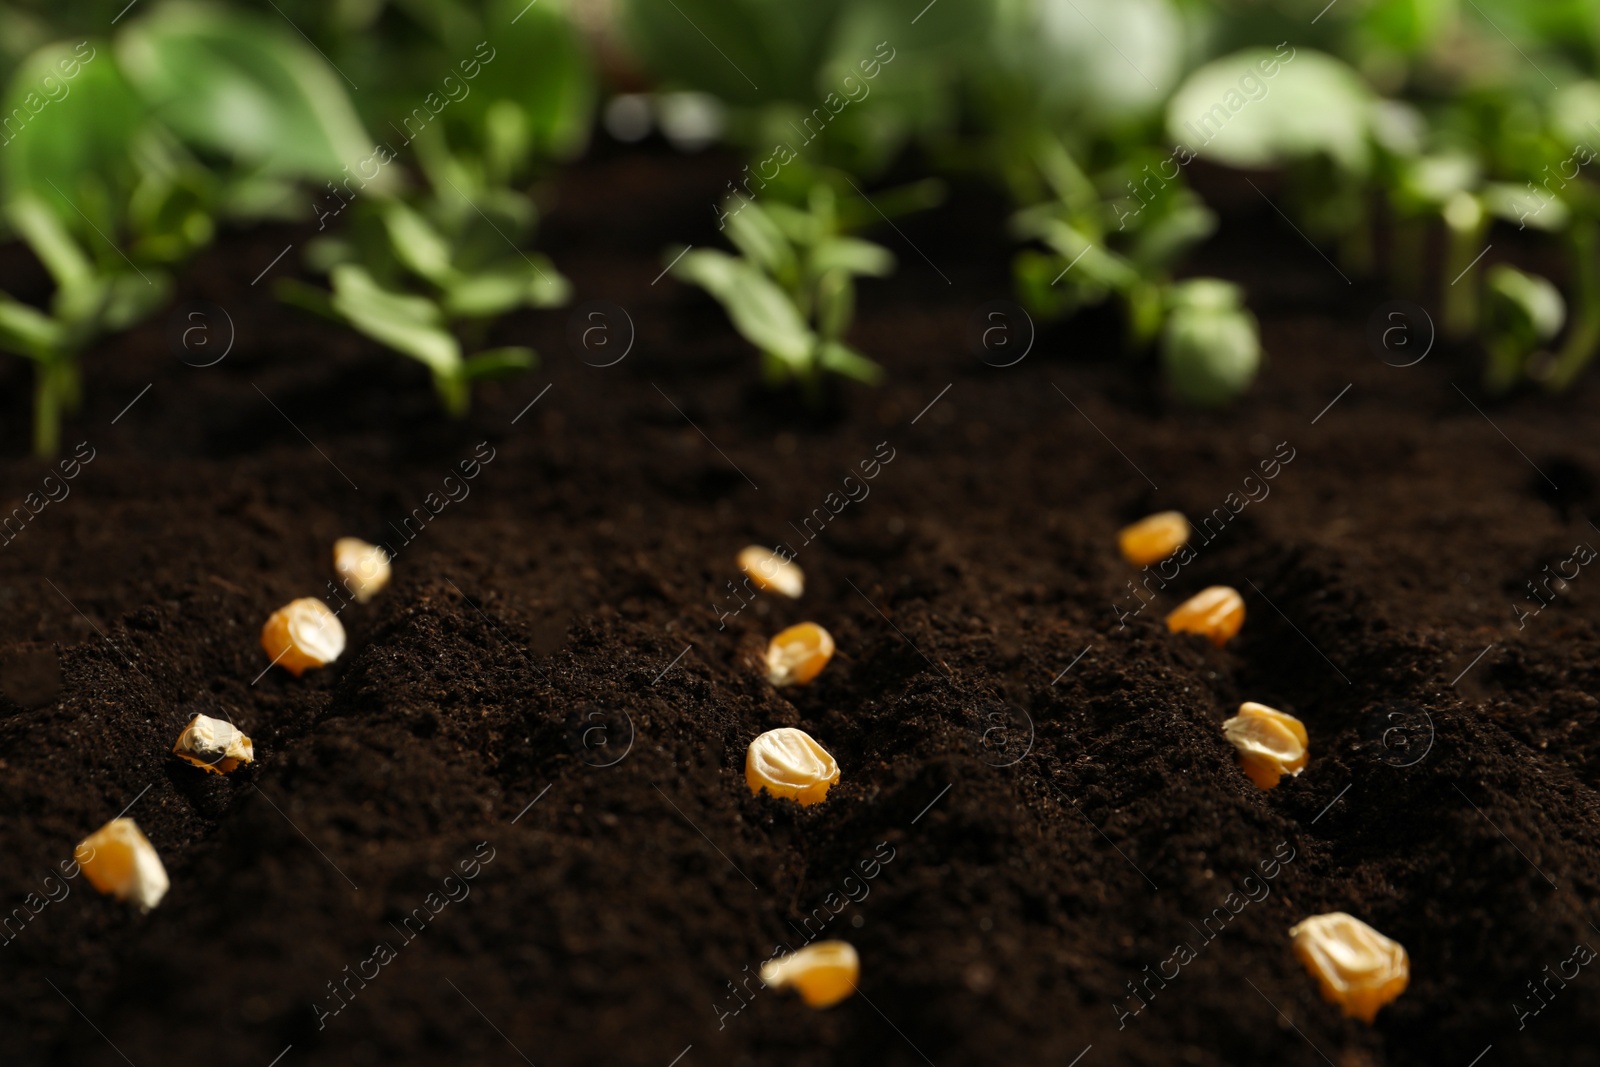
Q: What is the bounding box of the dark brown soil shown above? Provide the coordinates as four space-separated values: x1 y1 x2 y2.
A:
2 144 1598 1067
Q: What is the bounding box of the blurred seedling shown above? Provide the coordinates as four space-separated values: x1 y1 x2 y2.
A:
1483 264 1565 393
1011 137 1261 406
669 181 917 398
281 136 570 416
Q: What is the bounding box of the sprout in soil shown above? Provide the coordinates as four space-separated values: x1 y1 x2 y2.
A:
1160 279 1262 407
669 182 897 396
279 144 570 416
1482 264 1565 393
0 197 171 457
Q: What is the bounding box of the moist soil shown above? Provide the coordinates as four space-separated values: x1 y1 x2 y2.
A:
1 144 1598 1067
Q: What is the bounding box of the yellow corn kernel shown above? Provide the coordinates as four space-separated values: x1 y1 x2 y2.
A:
334 537 391 603
1289 912 1409 1023
76 818 169 912
746 727 839 806
1222 702 1308 789
765 622 834 687
1118 510 1190 566
760 940 859 1008
738 545 804 599
172 713 254 775
1166 586 1245 647
260 597 346 677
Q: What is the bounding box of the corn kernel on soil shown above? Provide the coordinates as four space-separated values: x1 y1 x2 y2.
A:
737 545 803 598
1290 912 1410 1022
760 941 859 1007
333 537 391 603
1222 701 1308 789
1166 585 1245 647
172 713 254 774
1118 510 1190 566
746 727 839 805
765 622 834 687
260 597 346 677
76 818 169 912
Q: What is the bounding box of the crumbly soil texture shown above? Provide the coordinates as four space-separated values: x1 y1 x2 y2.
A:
2 147 1598 1067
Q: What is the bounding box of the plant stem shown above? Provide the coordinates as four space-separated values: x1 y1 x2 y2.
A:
1442 193 1488 338
33 359 62 459
1544 217 1600 392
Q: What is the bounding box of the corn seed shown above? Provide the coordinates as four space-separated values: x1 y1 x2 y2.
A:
1222 701 1307 789
1118 510 1190 566
746 727 839 806
1166 586 1245 647
760 940 859 1007
76 818 169 912
334 537 391 603
739 545 803 599
1289 912 1409 1023
765 622 834 687
260 597 346 677
173 713 254 775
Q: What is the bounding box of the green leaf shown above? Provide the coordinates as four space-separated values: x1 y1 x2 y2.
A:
471 0 595 163
0 291 61 359
817 340 883 384
1482 182 1570 232
329 264 462 376
382 201 456 286
461 346 536 381
7 195 93 290
811 236 893 278
723 199 795 277
672 248 814 365
1161 279 1261 407
442 258 570 318
0 40 145 230
1166 48 1373 175
1039 220 1140 292
1487 265 1565 343
116 2 381 184
1126 198 1216 274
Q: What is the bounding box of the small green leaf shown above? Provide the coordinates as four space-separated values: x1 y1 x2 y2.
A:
442 258 570 317
6 195 93 290
811 236 893 278
329 264 462 376
99 271 172 333
672 248 814 365
817 340 883 384
1482 182 1570 232
1161 279 1261 407
0 291 61 359
1487 265 1565 343
461 346 536 381
723 199 795 277
382 202 456 286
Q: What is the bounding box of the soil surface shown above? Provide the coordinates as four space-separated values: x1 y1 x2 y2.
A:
1 143 1598 1067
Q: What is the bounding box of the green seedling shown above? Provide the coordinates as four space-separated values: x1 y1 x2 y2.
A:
669 182 894 394
1160 279 1262 408
0 197 170 457
1007 136 1260 405
1011 136 1217 342
282 154 568 416
1482 264 1565 393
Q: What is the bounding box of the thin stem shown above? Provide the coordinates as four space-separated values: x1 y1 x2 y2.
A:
1545 217 1600 392
34 358 62 459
